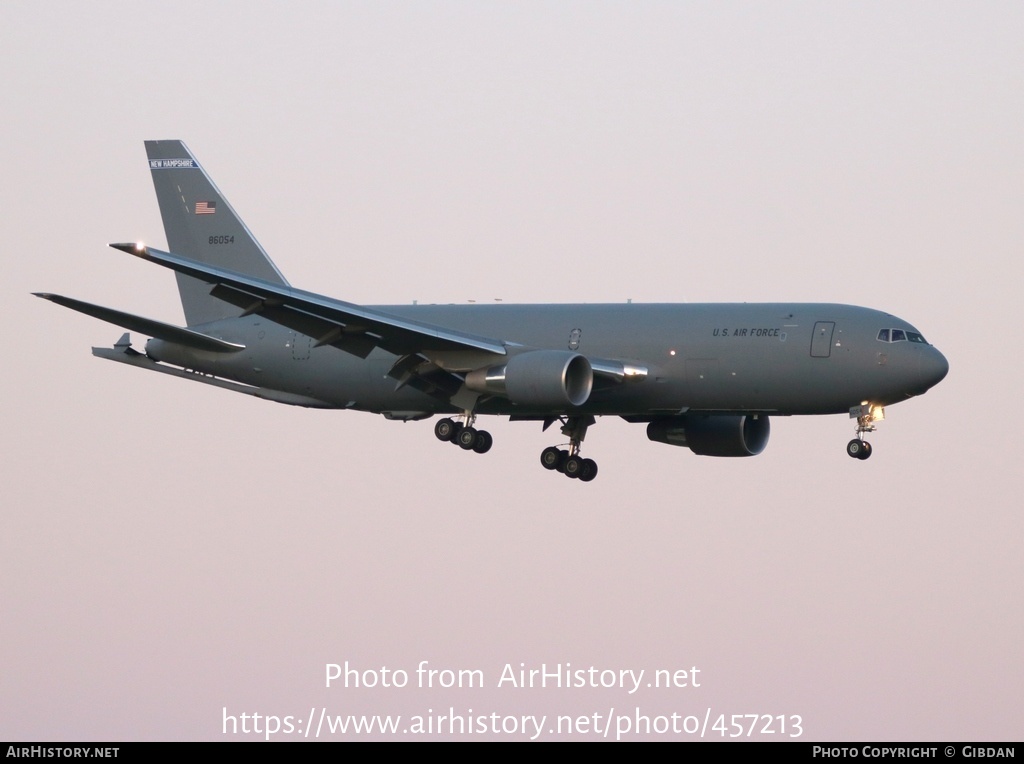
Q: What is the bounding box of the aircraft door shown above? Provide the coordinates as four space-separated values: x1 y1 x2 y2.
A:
810 322 835 358
289 331 311 360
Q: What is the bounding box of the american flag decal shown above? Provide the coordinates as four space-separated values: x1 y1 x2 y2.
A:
195 201 217 215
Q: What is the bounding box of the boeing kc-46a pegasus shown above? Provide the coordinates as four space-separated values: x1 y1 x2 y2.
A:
36 141 949 481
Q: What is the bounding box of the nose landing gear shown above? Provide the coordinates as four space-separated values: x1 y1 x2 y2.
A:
847 403 884 460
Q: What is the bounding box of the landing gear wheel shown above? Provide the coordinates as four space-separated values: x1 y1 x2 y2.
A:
472 430 493 454
563 455 583 479
449 422 464 445
457 426 478 450
847 439 871 460
554 450 570 473
540 446 564 470
434 418 457 442
578 458 598 482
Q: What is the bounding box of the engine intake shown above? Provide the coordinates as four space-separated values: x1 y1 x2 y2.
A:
466 350 593 409
647 414 770 457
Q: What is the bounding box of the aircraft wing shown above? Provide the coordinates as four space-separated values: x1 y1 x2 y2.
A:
110 243 508 360
34 292 245 353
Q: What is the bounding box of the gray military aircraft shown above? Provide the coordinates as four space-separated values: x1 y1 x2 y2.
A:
36 140 948 481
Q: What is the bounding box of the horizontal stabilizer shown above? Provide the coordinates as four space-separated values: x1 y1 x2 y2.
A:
34 293 245 353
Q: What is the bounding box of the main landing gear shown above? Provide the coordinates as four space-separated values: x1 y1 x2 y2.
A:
846 403 884 461
434 415 493 454
539 415 598 482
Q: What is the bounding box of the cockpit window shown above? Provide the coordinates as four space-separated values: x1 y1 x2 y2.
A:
877 328 929 344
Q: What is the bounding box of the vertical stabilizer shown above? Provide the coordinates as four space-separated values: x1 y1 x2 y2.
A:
145 140 289 326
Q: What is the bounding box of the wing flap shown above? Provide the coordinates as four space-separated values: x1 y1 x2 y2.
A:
207 282 380 357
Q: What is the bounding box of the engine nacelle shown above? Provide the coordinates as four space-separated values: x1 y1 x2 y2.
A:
646 414 770 457
466 350 593 409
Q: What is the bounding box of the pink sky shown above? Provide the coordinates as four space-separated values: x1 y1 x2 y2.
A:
2 2 1021 740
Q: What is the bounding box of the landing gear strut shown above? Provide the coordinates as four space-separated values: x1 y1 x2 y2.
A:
847 403 884 460
434 414 492 454
539 415 598 481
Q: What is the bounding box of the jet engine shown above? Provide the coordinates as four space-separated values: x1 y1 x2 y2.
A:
466 350 593 409
646 414 770 457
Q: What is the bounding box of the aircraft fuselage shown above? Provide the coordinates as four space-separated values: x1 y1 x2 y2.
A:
145 301 948 418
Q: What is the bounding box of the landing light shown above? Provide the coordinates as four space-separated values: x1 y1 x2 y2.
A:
135 241 146 252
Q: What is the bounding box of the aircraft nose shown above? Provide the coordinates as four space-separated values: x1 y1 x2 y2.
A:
918 347 949 391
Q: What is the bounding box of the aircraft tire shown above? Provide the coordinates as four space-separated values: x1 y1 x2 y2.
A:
540 446 562 470
847 439 866 459
434 418 457 442
472 430 493 454
555 450 570 473
449 422 464 445
458 427 478 450
563 456 583 479
857 441 872 460
578 458 598 482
